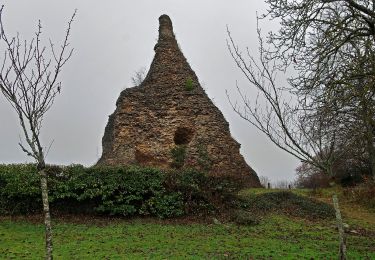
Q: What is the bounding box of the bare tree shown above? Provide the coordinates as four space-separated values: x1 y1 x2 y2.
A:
226 27 341 177
0 6 76 259
131 67 146 86
227 0 375 179
262 0 375 179
259 175 271 188
273 180 292 189
262 0 375 68
226 2 375 258
295 162 331 189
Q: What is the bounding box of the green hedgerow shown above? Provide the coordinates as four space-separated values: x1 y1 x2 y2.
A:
0 164 241 218
0 164 184 218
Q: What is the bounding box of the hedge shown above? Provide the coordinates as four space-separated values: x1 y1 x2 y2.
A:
0 164 239 218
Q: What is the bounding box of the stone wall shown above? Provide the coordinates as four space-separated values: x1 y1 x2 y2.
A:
98 15 260 187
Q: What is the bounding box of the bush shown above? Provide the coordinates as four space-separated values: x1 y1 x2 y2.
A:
170 145 186 169
0 164 184 218
294 163 331 189
295 157 369 188
238 191 335 219
197 144 212 172
165 169 242 214
0 164 41 214
165 169 212 213
231 209 260 225
147 193 184 218
0 164 241 218
185 77 195 91
344 180 375 210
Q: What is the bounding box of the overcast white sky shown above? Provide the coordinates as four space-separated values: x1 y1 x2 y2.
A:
0 0 299 182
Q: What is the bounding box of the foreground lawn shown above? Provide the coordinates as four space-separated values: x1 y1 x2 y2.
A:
1 214 374 259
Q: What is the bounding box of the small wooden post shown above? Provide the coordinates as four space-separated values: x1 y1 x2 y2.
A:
333 194 347 260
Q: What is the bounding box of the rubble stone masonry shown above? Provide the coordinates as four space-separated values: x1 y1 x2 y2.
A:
98 15 260 187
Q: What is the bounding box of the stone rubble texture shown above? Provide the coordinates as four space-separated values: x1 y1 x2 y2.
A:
98 15 261 187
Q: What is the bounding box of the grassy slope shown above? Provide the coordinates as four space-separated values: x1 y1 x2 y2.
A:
0 189 374 259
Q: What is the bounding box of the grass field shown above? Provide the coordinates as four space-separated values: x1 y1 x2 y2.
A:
1 189 374 259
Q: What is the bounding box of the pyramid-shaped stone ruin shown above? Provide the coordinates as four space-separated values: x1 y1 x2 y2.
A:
98 15 260 187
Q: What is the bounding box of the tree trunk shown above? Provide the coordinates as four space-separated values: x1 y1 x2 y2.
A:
364 113 375 180
39 168 53 260
358 84 375 180
332 194 346 260
370 152 375 181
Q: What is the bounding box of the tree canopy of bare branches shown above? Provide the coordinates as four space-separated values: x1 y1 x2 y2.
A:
0 6 76 259
227 26 339 176
131 67 146 86
227 0 375 180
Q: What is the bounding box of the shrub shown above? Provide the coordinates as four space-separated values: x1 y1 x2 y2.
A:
147 193 184 218
165 169 242 214
231 209 260 226
0 164 184 218
197 144 212 172
0 164 41 214
170 145 186 169
294 163 331 189
0 164 241 218
344 180 375 210
238 191 335 219
165 169 213 214
185 77 195 91
295 156 369 188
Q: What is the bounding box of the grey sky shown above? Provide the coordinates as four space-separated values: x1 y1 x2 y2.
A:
0 0 299 182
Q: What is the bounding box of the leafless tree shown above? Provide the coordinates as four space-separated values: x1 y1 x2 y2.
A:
227 2 375 258
295 162 331 189
227 1 375 178
226 27 341 177
273 180 292 189
263 0 375 180
259 175 271 188
263 0 375 68
0 6 76 259
131 67 146 86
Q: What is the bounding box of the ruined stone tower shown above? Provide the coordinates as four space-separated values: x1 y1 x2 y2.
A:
98 15 260 187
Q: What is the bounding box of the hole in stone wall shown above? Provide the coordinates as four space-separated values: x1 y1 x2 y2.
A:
174 127 194 145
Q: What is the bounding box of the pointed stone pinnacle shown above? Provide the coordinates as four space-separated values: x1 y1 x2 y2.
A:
144 14 196 87
98 15 261 188
159 14 174 39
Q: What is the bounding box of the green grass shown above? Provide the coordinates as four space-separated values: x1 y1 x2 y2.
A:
237 190 335 220
0 214 374 259
1 188 374 259
238 188 311 198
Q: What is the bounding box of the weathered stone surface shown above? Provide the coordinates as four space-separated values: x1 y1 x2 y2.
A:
98 15 260 187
